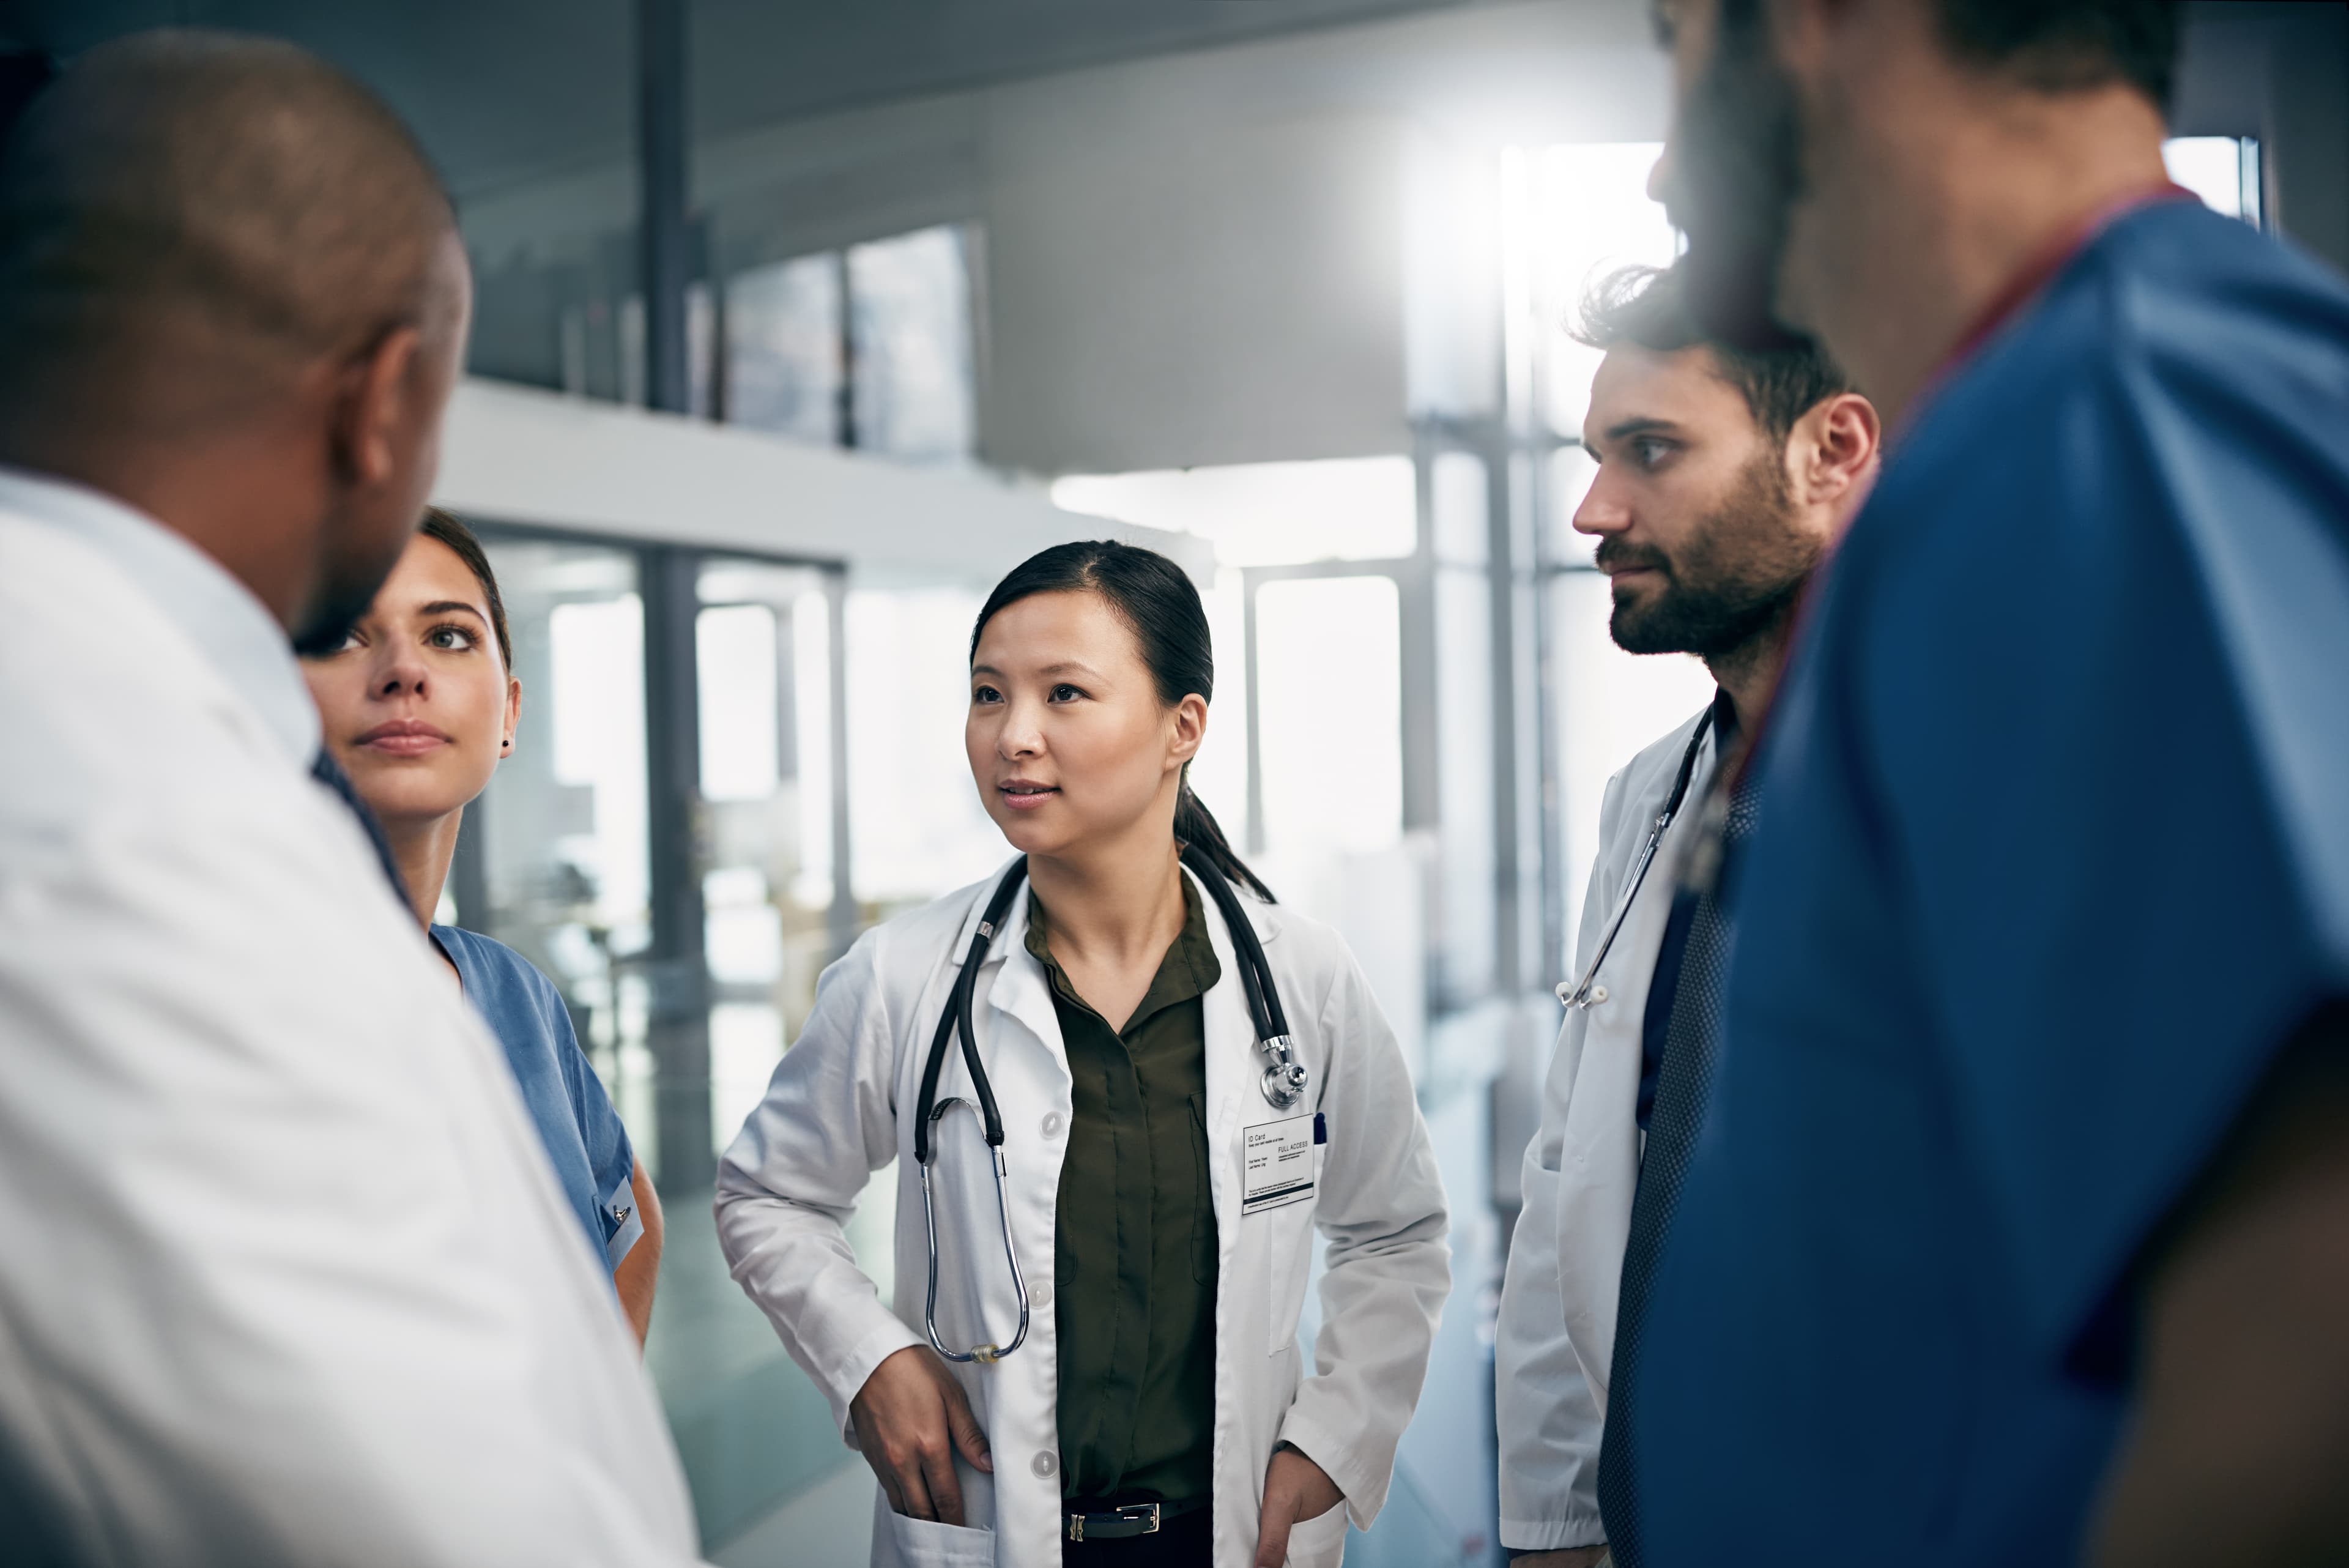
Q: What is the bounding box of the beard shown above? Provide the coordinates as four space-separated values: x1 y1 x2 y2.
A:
1670 0 1814 354
1600 449 1815 660
288 526 410 656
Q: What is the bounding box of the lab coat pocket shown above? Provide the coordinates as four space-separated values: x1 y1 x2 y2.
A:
879 1508 996 1566
1283 1499 1347 1567
1259 1197 1316 1354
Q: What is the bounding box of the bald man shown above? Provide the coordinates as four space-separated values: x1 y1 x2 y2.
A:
0 32 700 1566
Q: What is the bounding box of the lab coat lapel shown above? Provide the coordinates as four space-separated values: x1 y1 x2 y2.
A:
1555 718 1721 1408
1190 868 1264 1239
976 885 1067 1079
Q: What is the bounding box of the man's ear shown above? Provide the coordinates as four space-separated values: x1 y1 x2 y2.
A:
332 325 424 489
1797 390 1882 505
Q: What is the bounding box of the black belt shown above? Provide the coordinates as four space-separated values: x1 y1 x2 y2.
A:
1064 1496 1209 1542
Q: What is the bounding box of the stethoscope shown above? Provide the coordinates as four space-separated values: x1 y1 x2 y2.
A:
1556 709 1716 1012
912 845 1304 1365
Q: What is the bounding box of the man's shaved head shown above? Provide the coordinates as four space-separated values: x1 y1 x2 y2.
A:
0 29 456 429
0 29 472 654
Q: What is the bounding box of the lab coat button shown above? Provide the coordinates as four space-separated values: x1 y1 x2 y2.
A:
1031 1280 1053 1309
1031 1451 1058 1479
1041 1112 1064 1139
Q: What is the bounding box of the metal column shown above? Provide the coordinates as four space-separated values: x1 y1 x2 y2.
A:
635 0 708 1187
637 0 690 418
823 566 858 959
1485 435 1527 997
642 545 711 1191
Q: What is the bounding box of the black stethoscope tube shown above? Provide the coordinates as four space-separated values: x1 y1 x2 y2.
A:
917 849 1294 1159
911 849 1301 1364
1556 708 1715 1012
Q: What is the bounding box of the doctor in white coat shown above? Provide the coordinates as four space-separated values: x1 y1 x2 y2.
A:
1494 264 1877 1564
718 541 1449 1568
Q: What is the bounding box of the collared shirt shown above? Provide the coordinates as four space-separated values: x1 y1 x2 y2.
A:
0 467 699 1563
0 465 319 766
1634 687 1740 1130
1632 201 2349 1566
1025 879 1222 1505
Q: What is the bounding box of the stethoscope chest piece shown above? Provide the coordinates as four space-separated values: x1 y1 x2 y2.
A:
1258 1035 1308 1110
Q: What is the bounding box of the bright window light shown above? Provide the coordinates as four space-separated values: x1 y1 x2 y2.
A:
1255 575 1403 861
1502 142 1679 440
1052 455 1416 568
2163 136 2260 226
844 586 1005 907
546 594 649 935
1553 574 1715 941
696 603 781 803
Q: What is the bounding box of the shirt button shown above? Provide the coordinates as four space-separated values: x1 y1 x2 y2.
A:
1031 1280 1053 1309
1031 1451 1058 1479
1041 1112 1064 1139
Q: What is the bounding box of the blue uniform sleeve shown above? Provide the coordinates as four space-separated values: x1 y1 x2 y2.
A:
1838 302 2349 1376
540 977 640 1271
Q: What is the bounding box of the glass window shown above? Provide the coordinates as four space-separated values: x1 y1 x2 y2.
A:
1431 450 1488 568
464 537 652 1137
847 226 977 462
2163 136 2262 227
725 255 844 445
695 559 837 1073
1434 565 1496 1005
1547 445 1600 568
1050 455 1417 567
1187 567 1252 856
1255 576 1403 863
1502 141 1679 442
843 585 1004 913
1549 571 1715 942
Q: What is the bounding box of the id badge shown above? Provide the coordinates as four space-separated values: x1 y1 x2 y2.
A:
1242 1113 1317 1215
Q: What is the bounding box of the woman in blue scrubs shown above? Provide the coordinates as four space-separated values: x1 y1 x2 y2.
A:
302 508 662 1344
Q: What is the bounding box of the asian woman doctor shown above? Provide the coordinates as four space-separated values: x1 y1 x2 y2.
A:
716 541 1449 1568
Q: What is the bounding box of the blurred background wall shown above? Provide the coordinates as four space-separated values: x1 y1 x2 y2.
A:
2 1 2340 1561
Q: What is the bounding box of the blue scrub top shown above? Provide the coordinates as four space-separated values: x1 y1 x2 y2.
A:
433 925 643 1274
1632 200 2349 1566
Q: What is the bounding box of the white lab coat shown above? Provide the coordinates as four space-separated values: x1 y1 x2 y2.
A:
1493 708 1718 1553
0 478 701 1566
716 862 1450 1568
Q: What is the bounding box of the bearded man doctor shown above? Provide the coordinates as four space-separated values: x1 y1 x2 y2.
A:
1494 263 1876 1567
718 540 1449 1568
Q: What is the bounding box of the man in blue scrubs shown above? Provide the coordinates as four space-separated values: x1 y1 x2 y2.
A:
1628 2 2349 1564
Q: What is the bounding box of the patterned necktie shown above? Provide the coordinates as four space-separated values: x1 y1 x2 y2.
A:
1594 764 1762 1567
310 748 411 906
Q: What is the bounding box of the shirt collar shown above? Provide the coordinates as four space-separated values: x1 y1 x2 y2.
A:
0 465 322 766
1022 874 1223 1035
1710 685 1742 756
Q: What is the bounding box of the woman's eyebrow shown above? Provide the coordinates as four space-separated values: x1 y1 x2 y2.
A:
416 600 488 623
967 660 1104 678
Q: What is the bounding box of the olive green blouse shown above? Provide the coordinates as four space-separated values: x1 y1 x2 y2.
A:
1024 880 1222 1505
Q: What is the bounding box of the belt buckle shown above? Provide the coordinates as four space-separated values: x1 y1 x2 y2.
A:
1066 1502 1162 1542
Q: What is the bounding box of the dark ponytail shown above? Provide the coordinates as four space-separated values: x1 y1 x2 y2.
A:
971 540 1275 903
